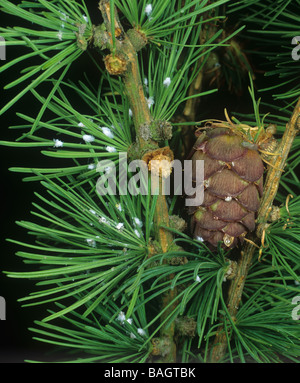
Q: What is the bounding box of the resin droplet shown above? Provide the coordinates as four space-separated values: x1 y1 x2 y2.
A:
223 233 235 247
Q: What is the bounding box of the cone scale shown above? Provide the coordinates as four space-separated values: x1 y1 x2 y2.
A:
188 126 264 249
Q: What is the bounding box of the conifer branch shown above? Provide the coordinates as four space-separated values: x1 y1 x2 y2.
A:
2 0 299 364
98 0 157 154
256 97 300 231
211 97 300 362
99 0 177 362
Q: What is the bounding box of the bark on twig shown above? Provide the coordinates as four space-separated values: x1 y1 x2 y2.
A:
99 0 177 362
98 0 155 152
152 174 177 362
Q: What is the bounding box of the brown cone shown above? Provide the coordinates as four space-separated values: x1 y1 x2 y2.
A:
188 126 264 249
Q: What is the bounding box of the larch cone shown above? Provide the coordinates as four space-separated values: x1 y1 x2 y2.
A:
187 125 264 249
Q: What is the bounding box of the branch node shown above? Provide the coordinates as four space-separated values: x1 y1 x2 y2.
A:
140 120 173 142
127 28 148 51
92 24 110 50
269 205 281 222
175 316 197 338
169 215 187 232
75 23 88 51
104 53 128 75
150 336 173 357
223 259 238 281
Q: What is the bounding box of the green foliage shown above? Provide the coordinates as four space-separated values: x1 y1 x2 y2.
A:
115 0 230 43
28 297 151 363
0 0 299 363
229 0 300 108
0 0 93 129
